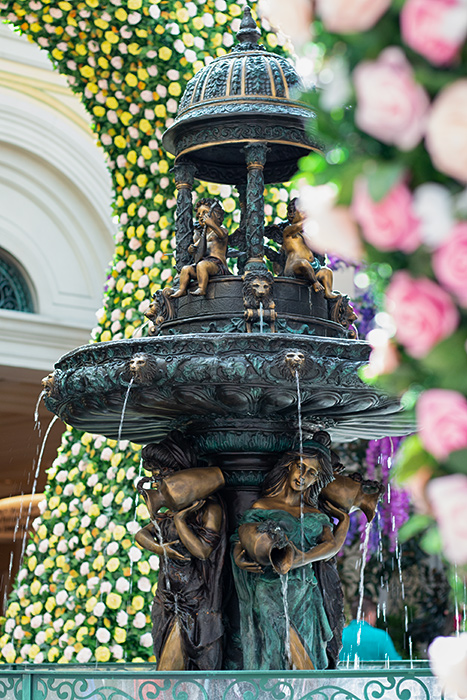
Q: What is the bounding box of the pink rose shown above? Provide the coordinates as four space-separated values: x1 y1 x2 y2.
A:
429 634 467 696
433 222 467 306
426 80 467 183
316 0 391 33
427 474 467 564
259 0 313 47
300 184 364 262
354 48 430 150
352 179 422 252
385 272 459 357
417 389 467 460
401 0 467 66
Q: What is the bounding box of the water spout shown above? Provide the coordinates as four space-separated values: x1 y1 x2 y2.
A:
280 573 292 668
356 521 372 624
259 301 264 333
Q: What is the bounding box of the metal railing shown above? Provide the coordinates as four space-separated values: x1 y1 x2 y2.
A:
0 663 448 700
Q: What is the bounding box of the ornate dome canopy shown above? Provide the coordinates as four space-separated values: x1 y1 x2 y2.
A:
162 7 319 184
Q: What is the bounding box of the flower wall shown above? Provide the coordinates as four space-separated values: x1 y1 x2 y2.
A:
0 0 291 664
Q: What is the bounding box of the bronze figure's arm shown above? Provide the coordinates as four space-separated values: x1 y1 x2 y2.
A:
135 523 189 561
173 499 223 560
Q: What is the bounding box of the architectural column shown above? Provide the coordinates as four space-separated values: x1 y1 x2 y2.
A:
173 159 197 272
243 142 268 272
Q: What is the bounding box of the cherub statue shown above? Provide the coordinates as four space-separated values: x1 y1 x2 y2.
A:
135 431 226 671
282 198 339 299
232 431 350 670
171 198 230 298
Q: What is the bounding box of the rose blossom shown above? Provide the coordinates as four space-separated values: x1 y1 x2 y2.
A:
432 222 467 306
427 475 467 564
417 389 467 460
316 0 390 33
353 179 422 252
259 0 313 47
426 80 467 182
401 0 467 66
299 184 363 262
354 47 430 151
385 272 459 357
430 634 467 696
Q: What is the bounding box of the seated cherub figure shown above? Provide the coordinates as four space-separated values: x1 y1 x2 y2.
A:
283 198 339 299
171 198 230 298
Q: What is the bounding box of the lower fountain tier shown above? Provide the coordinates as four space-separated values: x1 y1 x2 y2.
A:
43 334 413 447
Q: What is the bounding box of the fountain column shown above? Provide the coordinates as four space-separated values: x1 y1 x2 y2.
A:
244 142 268 272
174 159 197 272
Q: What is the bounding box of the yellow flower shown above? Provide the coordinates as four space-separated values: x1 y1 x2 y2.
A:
114 135 127 149
106 97 118 110
28 556 37 572
128 43 141 56
111 453 122 469
106 557 120 573
48 648 60 662
116 467 125 482
113 525 126 540
45 597 56 612
67 517 79 532
159 47 172 61
88 504 100 517
168 82 181 97
128 0 142 7
37 524 47 539
132 595 145 611
98 57 109 70
6 602 19 617
138 121 151 136
138 560 150 575
136 503 149 519
105 30 119 44
223 197 236 213
127 150 137 164
101 41 112 54
114 627 127 643
49 496 60 510
193 17 204 30
125 325 135 338
31 602 42 616
77 584 87 598
155 105 166 119
29 644 41 660
44 628 54 642
73 483 85 497
267 33 278 48
176 7 189 22
64 576 76 592
136 174 148 188
146 240 156 254
52 48 64 61
79 65 95 78
93 554 105 571
64 620 75 632
115 8 128 21
229 3 242 16
94 18 109 30
125 73 138 87
134 290 145 302
141 146 152 160
182 32 194 47
76 627 88 642
95 646 111 662
106 593 122 610
277 202 287 219
85 597 97 614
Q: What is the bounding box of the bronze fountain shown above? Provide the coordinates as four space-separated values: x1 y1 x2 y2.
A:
42 8 410 672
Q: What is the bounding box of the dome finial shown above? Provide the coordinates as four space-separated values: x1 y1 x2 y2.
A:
236 5 261 44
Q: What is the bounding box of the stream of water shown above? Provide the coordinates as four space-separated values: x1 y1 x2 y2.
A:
281 573 292 668
259 301 264 333
118 377 134 442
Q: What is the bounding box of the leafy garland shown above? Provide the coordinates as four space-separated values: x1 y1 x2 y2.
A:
0 0 292 664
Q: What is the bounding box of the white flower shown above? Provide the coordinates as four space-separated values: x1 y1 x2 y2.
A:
57 541 68 553
56 590 68 605
117 611 128 626
26 544 36 556
34 565 45 577
87 474 99 488
121 497 133 513
140 632 153 648
13 627 24 640
43 613 51 625
116 577 130 594
1 643 15 660
87 576 99 589
101 447 113 461
129 546 142 563
75 614 85 627
38 540 49 553
71 443 81 456
31 615 42 629
80 562 90 576
126 521 140 535
96 628 111 643
64 646 74 660
100 581 112 594
81 515 91 529
38 499 47 514
95 515 108 529
76 647 92 663
111 644 124 660
53 619 64 632
34 652 44 664
137 577 151 593
94 538 103 552
5 619 14 634
63 484 74 496
35 631 46 645
102 492 114 508
94 602 105 617
133 612 147 629
413 183 454 248
55 470 68 483
149 555 159 571
106 542 119 556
